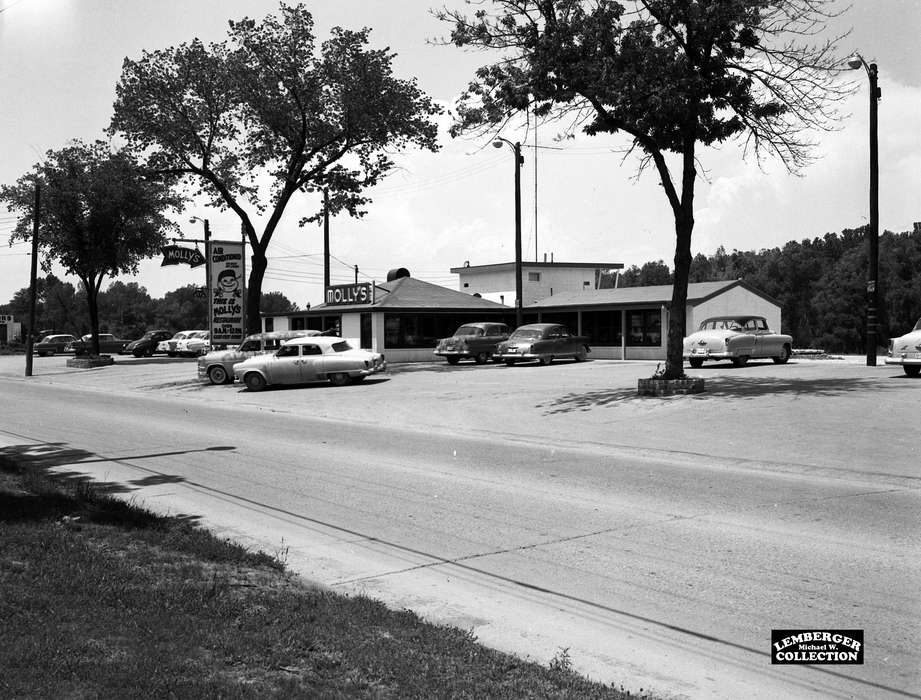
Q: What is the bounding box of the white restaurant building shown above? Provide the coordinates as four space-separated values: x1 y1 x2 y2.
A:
263 263 782 362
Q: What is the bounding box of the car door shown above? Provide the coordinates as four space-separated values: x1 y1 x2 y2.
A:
297 343 323 382
752 318 777 357
267 344 303 384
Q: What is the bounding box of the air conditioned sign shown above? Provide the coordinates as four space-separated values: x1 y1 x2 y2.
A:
209 241 245 345
326 283 373 306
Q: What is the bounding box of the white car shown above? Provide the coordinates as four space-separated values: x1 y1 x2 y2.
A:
885 317 921 377
233 336 386 391
158 330 204 357
198 330 324 384
683 315 793 368
174 330 210 357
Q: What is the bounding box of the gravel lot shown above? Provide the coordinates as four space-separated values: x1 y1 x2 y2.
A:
2 352 916 482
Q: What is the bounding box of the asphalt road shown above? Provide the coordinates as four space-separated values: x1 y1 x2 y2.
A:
0 353 918 700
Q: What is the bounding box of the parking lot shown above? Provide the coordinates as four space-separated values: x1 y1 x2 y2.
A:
2 352 916 481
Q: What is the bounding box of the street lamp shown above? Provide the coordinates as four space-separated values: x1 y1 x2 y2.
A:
307 187 331 292
493 137 524 327
189 216 212 339
846 52 881 366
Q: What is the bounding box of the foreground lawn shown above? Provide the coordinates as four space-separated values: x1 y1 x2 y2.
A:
0 458 648 699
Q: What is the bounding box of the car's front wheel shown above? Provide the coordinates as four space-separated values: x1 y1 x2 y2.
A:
445 356 460 365
208 365 229 385
243 372 266 392
328 372 351 386
731 355 749 367
574 348 588 362
538 355 553 366
688 357 704 368
904 365 920 378
504 359 517 367
474 352 490 365
772 345 791 365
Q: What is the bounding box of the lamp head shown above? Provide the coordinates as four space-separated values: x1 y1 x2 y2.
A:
846 54 864 70
492 140 504 149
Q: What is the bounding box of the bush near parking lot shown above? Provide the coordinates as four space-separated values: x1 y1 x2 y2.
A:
0 457 647 699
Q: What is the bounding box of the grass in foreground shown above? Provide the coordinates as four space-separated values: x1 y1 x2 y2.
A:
0 459 650 699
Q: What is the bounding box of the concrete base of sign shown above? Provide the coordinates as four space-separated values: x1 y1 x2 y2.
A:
637 376 705 396
66 355 115 369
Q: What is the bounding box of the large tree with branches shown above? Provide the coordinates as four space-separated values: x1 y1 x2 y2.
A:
110 3 441 335
439 0 852 378
1 141 179 355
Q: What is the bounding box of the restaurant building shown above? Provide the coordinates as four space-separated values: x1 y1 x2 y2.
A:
263 266 781 362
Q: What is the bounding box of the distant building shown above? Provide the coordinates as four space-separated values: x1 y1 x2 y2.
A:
450 260 624 307
0 314 22 345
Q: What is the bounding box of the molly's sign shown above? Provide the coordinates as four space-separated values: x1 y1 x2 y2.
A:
326 283 373 306
160 245 205 268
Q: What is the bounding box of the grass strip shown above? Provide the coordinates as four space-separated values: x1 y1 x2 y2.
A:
0 457 650 699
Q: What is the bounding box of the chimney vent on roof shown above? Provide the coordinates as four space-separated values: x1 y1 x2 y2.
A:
386 267 410 281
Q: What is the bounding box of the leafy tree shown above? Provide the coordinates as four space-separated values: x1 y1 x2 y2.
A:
0 141 179 354
153 285 208 331
440 0 851 377
619 260 673 287
98 281 156 340
261 291 299 314
110 3 441 335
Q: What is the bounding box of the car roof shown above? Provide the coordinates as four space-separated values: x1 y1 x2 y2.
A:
514 323 559 330
283 335 345 347
701 315 765 322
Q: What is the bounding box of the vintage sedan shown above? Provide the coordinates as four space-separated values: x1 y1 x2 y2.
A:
683 316 792 367
198 330 323 384
885 316 921 377
233 336 386 391
158 330 206 357
124 329 172 357
65 333 129 355
33 334 77 356
494 323 589 366
434 322 510 364
174 330 210 357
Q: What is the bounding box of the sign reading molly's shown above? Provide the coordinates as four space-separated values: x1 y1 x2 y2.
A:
209 240 245 346
326 282 373 306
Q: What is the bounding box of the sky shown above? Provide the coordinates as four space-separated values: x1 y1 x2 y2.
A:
1 0 919 310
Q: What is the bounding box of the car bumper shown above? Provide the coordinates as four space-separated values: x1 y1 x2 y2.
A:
434 350 473 359
685 350 732 360
495 351 542 361
885 355 921 366
355 361 387 376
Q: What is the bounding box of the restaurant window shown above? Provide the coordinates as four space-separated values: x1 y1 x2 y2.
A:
627 309 662 346
528 272 541 282
383 313 512 348
582 310 622 346
264 317 274 332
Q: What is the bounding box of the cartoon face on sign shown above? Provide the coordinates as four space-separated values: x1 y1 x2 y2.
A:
217 269 241 296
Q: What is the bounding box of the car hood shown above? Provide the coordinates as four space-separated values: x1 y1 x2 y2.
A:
202 349 244 362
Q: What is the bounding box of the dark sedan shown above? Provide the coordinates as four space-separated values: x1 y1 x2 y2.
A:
495 323 589 366
33 334 77 356
434 322 509 364
125 329 173 357
65 333 129 356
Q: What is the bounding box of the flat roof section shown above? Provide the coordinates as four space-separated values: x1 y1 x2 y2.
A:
450 261 624 273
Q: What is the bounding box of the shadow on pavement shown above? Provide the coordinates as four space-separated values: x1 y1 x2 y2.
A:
538 374 904 414
0 441 234 525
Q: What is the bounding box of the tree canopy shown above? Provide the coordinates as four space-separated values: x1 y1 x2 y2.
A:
0 140 179 354
439 0 852 377
110 3 441 334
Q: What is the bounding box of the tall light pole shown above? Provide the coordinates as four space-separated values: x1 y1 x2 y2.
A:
847 53 881 366
493 137 523 327
308 187 331 293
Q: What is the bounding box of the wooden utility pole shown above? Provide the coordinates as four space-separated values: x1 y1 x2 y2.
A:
25 183 40 377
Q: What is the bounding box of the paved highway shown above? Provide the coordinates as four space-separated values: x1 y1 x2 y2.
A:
0 357 918 699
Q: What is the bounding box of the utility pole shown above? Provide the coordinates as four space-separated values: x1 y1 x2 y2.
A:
25 183 40 377
322 188 330 291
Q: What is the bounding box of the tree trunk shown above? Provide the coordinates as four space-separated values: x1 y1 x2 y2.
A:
665 211 694 379
87 288 101 356
245 251 267 336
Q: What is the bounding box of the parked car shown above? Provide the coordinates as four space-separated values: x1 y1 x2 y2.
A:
434 322 510 365
65 333 129 355
199 330 324 384
174 330 210 357
682 316 792 368
234 336 386 391
885 316 921 377
33 334 77 356
124 329 173 357
494 323 589 366
158 330 205 357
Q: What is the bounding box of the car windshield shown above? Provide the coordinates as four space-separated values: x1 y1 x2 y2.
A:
39 336 55 343
331 341 352 352
509 329 542 340
700 319 745 331
454 326 483 337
